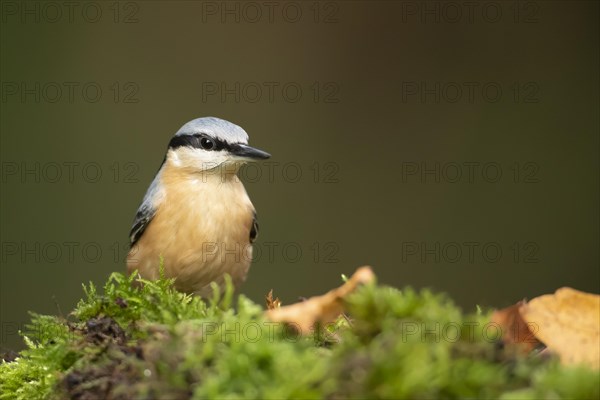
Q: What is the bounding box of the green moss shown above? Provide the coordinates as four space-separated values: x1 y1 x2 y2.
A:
1 273 598 400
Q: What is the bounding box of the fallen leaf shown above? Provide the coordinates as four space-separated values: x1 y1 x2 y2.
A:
265 290 281 310
491 300 540 353
265 266 375 335
520 287 600 369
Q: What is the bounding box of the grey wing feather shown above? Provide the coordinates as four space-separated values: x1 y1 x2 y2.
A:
129 168 163 247
250 212 259 243
129 204 156 246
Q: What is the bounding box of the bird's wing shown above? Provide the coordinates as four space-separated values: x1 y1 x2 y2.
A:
129 168 163 247
129 204 156 246
250 211 259 243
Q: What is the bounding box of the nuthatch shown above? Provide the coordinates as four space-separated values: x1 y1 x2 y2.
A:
126 117 270 296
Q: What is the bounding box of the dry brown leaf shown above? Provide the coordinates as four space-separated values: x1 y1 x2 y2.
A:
265 266 375 335
265 289 281 310
491 300 540 353
520 287 600 369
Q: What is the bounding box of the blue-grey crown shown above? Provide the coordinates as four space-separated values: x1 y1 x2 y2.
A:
174 117 249 144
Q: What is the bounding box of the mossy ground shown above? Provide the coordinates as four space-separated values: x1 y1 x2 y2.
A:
1 272 598 399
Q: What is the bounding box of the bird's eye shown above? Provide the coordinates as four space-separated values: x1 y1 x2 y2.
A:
200 137 215 150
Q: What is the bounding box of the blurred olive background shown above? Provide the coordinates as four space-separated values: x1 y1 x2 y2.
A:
1 1 598 351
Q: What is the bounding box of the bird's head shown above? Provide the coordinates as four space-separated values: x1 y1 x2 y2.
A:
165 117 270 174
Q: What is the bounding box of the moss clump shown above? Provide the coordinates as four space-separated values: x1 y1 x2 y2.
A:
1 273 598 399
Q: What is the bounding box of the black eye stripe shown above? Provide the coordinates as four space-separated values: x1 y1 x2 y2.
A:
168 133 232 151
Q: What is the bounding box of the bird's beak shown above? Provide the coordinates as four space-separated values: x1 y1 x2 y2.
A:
230 144 271 160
